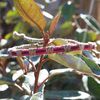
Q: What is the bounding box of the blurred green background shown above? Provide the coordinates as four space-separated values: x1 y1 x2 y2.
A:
0 0 100 100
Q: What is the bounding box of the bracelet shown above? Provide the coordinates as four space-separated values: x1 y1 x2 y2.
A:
8 42 96 57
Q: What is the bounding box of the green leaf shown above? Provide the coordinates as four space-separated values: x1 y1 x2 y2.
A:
88 77 100 99
5 9 19 24
50 38 68 46
4 33 12 40
0 77 14 85
61 2 75 20
45 90 90 100
75 28 97 42
61 21 73 30
80 14 100 33
47 68 82 90
49 39 83 69
0 2 7 8
60 21 74 37
14 0 46 32
14 22 29 33
87 31 97 41
77 55 100 77
83 51 100 64
48 39 100 82
49 38 82 55
48 54 92 74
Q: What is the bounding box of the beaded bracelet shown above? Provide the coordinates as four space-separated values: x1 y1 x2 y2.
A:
8 42 96 57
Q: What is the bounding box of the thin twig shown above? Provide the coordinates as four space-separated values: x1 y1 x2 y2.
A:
34 56 44 93
27 59 36 72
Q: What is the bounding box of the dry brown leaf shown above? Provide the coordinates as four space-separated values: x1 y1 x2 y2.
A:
14 0 46 32
49 12 61 35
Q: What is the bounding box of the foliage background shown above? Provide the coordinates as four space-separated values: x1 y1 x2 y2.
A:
0 0 100 100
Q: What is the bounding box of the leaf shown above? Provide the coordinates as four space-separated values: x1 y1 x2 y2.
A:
61 21 73 30
77 55 100 77
61 2 75 20
19 95 30 100
30 92 43 100
0 2 7 8
12 69 24 81
22 82 31 94
14 22 29 33
23 72 35 87
23 69 48 86
49 12 61 35
48 68 76 85
96 40 100 51
88 77 100 99
83 51 100 64
48 54 93 74
80 14 100 33
0 39 8 47
50 38 82 54
38 69 49 84
45 90 90 100
5 9 19 24
75 28 97 42
4 33 12 40
22 69 48 94
0 84 9 91
14 0 46 32
0 77 14 85
50 68 73 75
60 21 74 37
47 68 83 90
50 38 68 46
42 11 53 19
87 31 97 41
21 72 35 94
48 39 100 81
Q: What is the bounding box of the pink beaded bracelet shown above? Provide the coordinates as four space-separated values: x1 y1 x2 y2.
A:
8 42 96 57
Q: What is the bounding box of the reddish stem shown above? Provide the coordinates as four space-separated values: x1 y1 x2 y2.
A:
38 77 49 89
34 32 50 93
34 56 43 93
34 57 49 93
28 59 36 72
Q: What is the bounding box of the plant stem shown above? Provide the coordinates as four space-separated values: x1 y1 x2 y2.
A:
33 31 49 93
34 55 44 93
34 57 49 93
